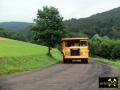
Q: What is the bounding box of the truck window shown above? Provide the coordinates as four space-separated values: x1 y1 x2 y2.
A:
66 41 74 47
80 41 88 46
66 40 80 47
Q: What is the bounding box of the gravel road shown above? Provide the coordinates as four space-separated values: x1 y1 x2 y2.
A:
0 60 118 90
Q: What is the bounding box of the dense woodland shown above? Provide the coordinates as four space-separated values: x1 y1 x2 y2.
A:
0 7 120 59
64 7 120 39
0 24 32 42
1 7 120 40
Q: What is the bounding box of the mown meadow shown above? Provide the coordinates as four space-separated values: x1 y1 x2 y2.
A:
0 37 62 76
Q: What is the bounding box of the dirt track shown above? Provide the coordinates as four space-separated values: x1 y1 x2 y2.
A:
0 60 118 90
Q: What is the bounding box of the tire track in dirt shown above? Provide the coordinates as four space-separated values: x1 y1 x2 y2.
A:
0 60 118 90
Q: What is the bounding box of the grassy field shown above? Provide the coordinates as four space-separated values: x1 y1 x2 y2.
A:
1 37 120 77
0 37 62 76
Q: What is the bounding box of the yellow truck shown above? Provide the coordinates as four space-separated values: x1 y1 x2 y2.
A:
62 38 89 63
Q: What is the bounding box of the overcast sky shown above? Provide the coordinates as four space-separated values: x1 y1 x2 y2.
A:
0 0 120 22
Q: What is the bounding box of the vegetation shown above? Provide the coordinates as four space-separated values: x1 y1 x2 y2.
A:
1 7 120 41
64 7 120 39
0 28 32 42
91 57 120 73
31 6 66 55
0 22 32 31
91 57 120 90
89 34 120 59
0 6 120 76
0 38 62 76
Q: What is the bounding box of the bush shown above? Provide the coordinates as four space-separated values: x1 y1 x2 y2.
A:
89 34 102 56
111 44 120 59
90 34 120 59
100 41 112 58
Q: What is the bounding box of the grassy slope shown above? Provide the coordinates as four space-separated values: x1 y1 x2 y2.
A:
90 57 120 71
0 37 62 76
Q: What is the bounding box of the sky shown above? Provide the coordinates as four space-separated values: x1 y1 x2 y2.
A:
0 0 120 22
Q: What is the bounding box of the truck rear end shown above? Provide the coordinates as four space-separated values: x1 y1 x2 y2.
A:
62 38 89 63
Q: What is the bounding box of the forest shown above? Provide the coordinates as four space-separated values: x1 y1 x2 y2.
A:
65 7 120 39
0 7 120 59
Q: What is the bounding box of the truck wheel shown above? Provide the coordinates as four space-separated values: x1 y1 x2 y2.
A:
81 59 84 63
69 59 72 63
81 59 88 64
63 58 68 63
85 59 88 64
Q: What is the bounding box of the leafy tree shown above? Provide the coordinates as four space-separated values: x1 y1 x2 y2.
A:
100 41 112 58
89 34 102 56
111 45 120 59
111 41 120 59
32 6 66 55
89 34 120 59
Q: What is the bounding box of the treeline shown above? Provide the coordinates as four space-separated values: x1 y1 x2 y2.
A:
89 34 120 59
1 7 120 40
0 28 32 42
0 7 120 59
0 22 32 31
64 7 120 39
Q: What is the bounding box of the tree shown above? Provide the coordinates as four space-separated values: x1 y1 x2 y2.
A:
111 41 120 59
89 34 102 56
32 6 66 55
64 7 120 39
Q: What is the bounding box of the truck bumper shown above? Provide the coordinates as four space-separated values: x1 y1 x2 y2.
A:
64 56 88 59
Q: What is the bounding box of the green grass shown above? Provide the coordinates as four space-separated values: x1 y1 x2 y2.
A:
90 57 120 90
0 38 62 76
90 57 120 71
0 39 48 57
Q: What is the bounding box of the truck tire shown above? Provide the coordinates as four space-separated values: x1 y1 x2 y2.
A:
85 59 88 64
63 58 68 63
68 59 72 63
81 59 88 64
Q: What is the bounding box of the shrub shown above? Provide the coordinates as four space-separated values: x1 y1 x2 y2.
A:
90 34 120 59
111 44 120 59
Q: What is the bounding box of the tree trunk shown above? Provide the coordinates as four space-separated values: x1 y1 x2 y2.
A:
48 46 51 56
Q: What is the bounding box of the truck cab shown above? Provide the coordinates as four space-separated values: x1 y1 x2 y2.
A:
62 38 89 63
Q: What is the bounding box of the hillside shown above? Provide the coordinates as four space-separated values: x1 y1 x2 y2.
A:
0 22 33 42
0 37 62 76
0 22 32 31
64 7 120 39
0 7 120 40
